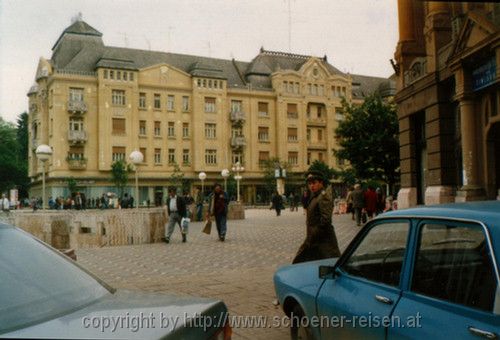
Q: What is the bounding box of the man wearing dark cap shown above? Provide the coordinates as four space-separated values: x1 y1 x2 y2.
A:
164 187 188 243
292 170 341 263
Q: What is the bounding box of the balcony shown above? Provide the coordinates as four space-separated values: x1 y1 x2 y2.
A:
230 111 246 123
68 130 87 144
230 136 246 148
67 100 87 114
67 158 87 170
306 117 327 126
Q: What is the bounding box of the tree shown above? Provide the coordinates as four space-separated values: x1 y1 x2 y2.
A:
66 177 78 195
335 94 400 192
15 112 30 197
261 157 291 197
307 160 336 185
110 160 132 197
0 116 28 195
168 162 191 193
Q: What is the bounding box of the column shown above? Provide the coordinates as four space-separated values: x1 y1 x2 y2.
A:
455 98 486 201
397 0 415 42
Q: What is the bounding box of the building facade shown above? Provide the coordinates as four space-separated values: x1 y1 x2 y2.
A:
394 2 500 208
28 20 390 205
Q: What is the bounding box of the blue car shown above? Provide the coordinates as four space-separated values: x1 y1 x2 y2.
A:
274 201 500 339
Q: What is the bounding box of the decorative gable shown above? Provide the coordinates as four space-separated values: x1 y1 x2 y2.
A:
299 58 331 80
450 11 497 58
139 63 191 86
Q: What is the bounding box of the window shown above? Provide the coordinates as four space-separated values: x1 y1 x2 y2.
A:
258 151 270 167
69 88 84 102
205 97 216 113
139 93 146 109
182 96 189 112
288 128 298 142
306 128 311 141
232 152 242 165
117 71 121 80
110 70 114 79
140 148 147 163
411 222 497 312
167 95 175 111
69 119 83 131
258 102 269 117
154 148 161 164
287 103 298 119
232 127 243 138
231 100 242 113
129 72 134 81
168 149 175 164
319 85 324 96
205 123 216 139
197 79 201 87
123 72 127 81
335 107 344 121
154 93 161 109
112 147 126 162
182 149 190 165
103 70 108 79
154 121 161 136
168 122 175 137
318 129 323 141
318 152 324 162
139 120 146 135
312 84 318 95
182 123 189 138
112 118 126 135
342 222 410 287
258 127 269 141
317 106 323 119
111 90 125 106
288 151 298 165
205 149 217 165
293 82 299 94
307 152 311 165
68 146 84 160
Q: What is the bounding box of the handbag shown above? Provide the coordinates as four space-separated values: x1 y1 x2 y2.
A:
181 217 190 229
202 218 212 234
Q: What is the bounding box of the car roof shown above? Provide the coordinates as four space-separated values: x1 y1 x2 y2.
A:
383 200 500 243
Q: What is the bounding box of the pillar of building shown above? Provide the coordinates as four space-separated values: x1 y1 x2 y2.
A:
398 0 415 42
455 98 486 201
424 2 451 73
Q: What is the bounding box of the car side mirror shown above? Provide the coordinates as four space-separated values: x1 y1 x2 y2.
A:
319 265 336 279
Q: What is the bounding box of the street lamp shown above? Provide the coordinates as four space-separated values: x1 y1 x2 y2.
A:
231 162 244 202
35 144 52 210
221 169 230 191
129 150 144 209
274 164 287 195
199 172 207 197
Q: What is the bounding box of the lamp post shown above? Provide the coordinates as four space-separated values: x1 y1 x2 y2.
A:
35 144 53 210
199 172 207 198
221 169 230 191
232 162 244 202
129 150 144 209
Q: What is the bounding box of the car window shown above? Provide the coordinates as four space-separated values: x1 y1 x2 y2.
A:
0 226 110 334
411 222 497 312
341 221 409 287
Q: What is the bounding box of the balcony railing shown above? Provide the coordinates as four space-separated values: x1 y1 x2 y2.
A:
230 136 246 148
306 117 326 126
68 130 87 143
67 100 87 114
67 158 87 170
230 111 246 122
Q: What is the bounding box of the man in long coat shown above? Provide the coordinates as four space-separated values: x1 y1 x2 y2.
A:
292 171 341 264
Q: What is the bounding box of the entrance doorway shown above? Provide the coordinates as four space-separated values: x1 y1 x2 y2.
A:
486 122 500 199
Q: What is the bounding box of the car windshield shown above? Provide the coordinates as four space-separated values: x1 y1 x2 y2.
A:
0 224 110 334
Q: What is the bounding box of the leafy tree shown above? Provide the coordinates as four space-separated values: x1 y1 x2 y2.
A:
169 162 191 193
0 117 27 195
307 160 336 185
66 177 78 195
15 112 30 197
110 160 131 197
334 94 399 192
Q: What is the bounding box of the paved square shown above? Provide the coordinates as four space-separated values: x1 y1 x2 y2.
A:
76 209 360 339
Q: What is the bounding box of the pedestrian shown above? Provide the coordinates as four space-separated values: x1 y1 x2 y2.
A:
195 187 204 222
351 184 365 226
346 186 354 220
301 189 310 215
207 183 229 242
292 171 341 264
1 194 10 213
271 191 283 216
164 187 188 243
364 186 378 220
183 190 195 219
288 193 296 211
75 192 83 210
31 197 38 212
376 187 386 215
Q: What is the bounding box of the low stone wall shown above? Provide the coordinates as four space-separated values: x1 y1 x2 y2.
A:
6 203 245 250
7 209 167 250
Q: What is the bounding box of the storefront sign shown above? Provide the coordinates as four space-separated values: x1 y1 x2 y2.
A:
472 57 496 92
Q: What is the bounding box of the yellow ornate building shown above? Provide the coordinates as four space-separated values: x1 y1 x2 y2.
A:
28 20 391 204
394 2 499 207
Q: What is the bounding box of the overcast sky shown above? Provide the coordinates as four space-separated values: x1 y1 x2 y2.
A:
0 0 398 123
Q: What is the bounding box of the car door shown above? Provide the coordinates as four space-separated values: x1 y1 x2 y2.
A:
317 219 411 339
389 219 499 340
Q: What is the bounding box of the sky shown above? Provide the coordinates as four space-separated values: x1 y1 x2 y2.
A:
0 0 398 123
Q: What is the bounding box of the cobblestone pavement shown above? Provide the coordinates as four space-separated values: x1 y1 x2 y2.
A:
76 209 360 339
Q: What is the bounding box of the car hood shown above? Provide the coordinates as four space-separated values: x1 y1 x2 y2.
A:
2 290 227 339
274 258 338 304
